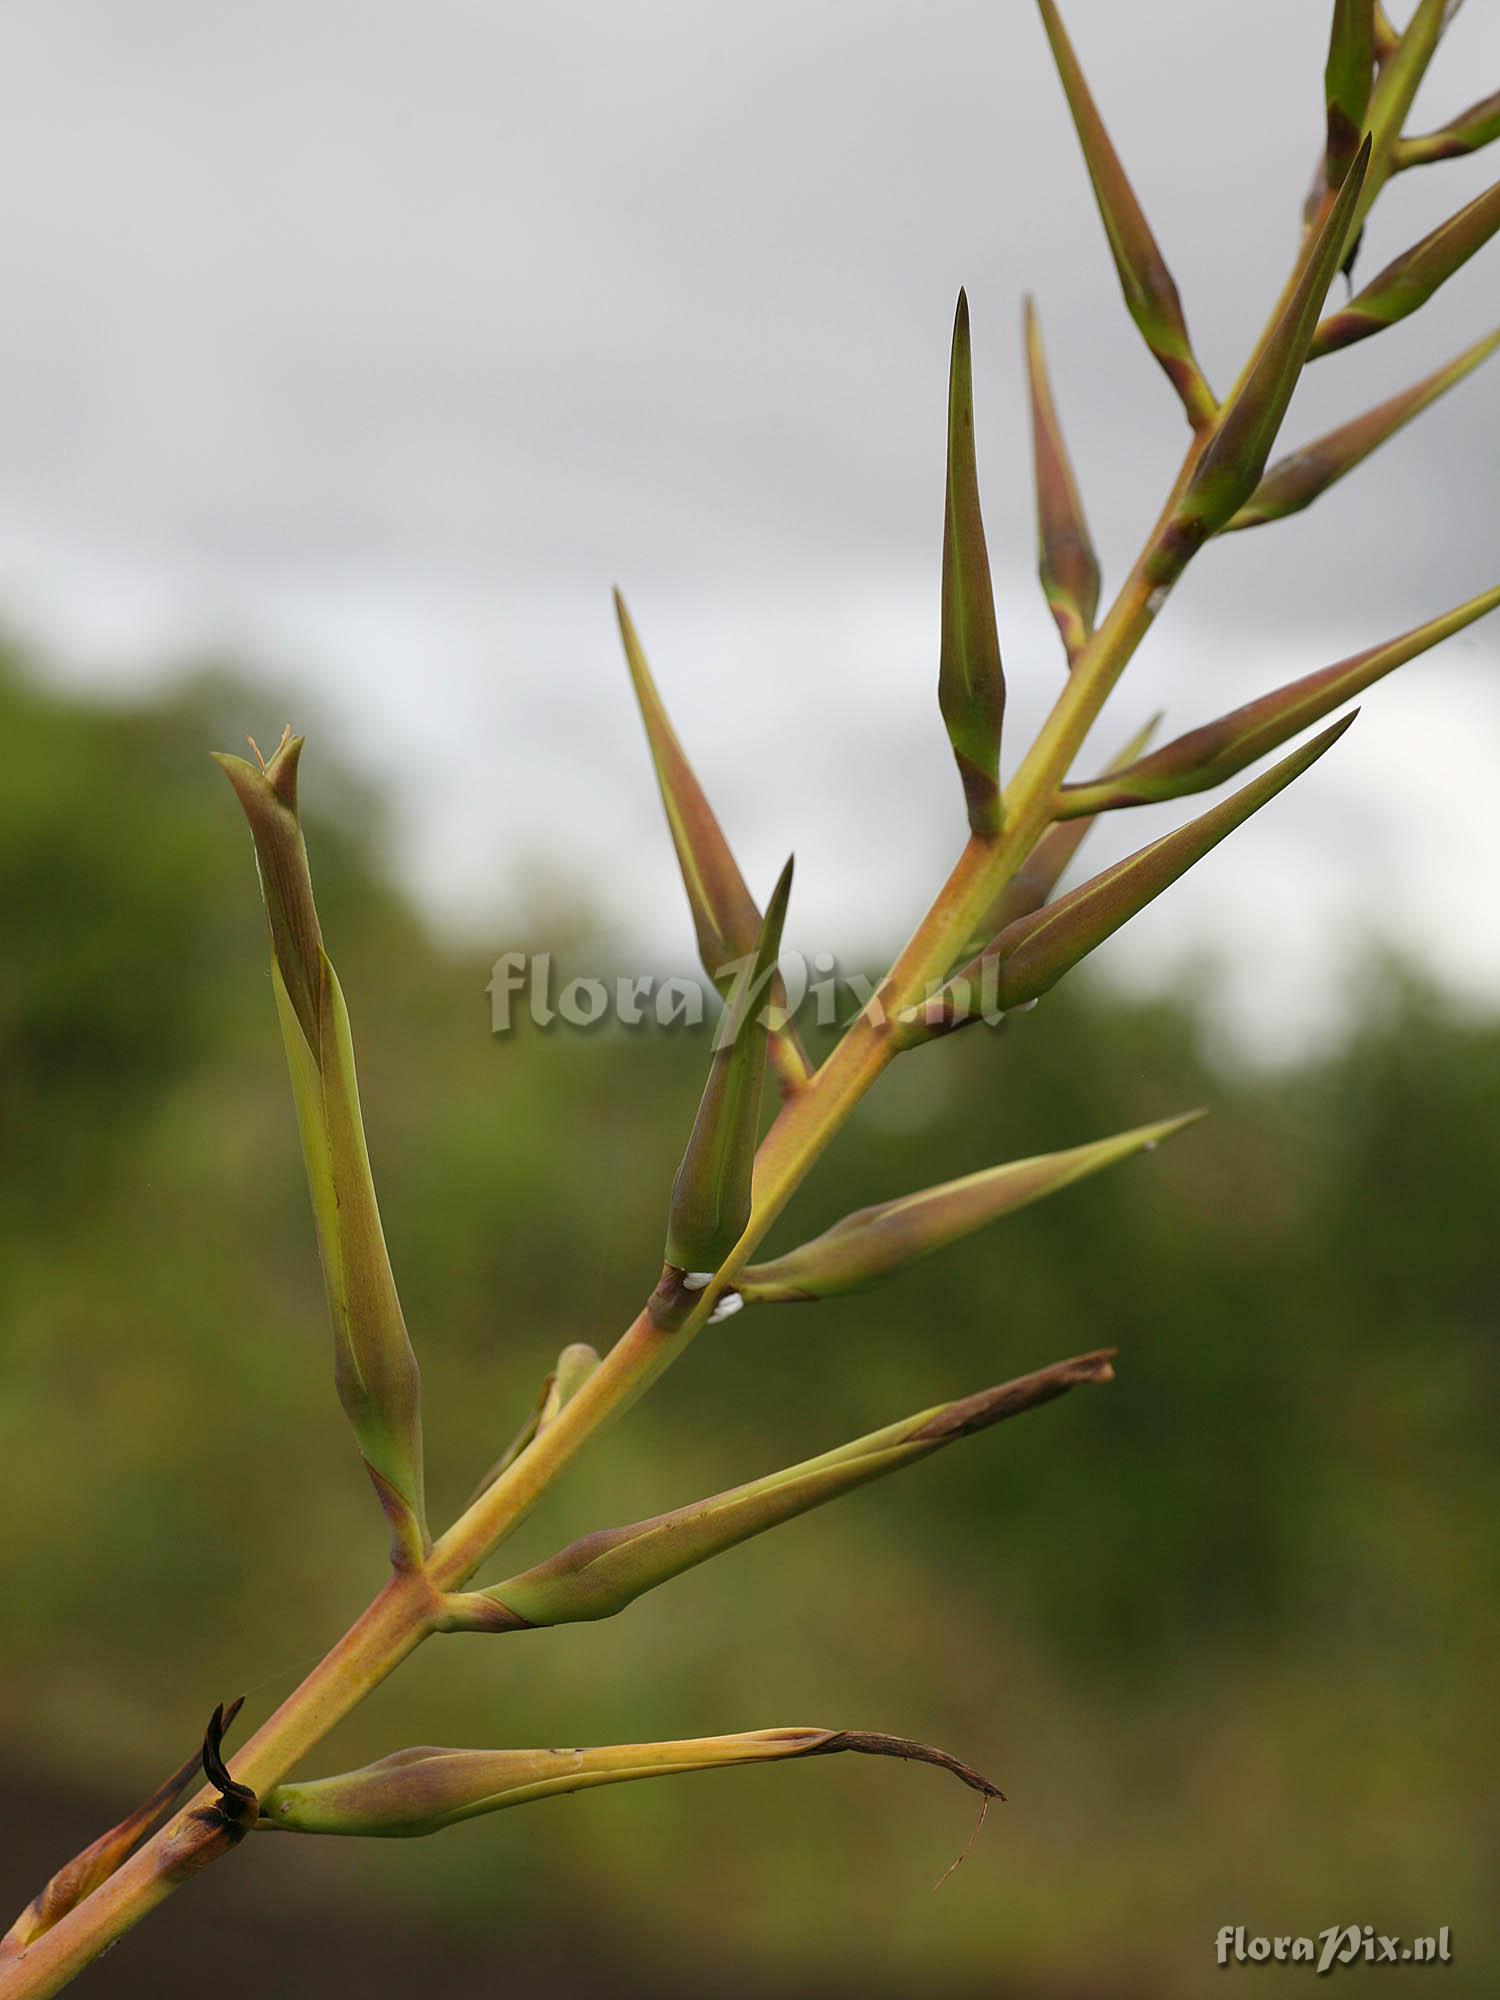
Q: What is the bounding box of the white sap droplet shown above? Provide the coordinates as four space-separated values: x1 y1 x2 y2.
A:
683 1271 714 1291
1009 998 1039 1015
708 1291 744 1324
1146 586 1169 616
1142 1140 1159 1152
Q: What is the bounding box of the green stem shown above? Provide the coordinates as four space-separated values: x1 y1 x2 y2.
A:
5 94 1356 1973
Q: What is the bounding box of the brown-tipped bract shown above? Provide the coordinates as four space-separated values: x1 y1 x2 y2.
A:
963 719 1356 1013
1025 298 1101 665
664 858 793 1274
258 1727 997 1837
615 590 809 1092
1057 588 1500 817
1312 181 1500 354
472 1353 1114 1628
939 292 1006 835
1395 86 1500 168
955 713 1162 961
217 738 427 1556
1036 0 1215 427
1175 141 1369 548
1225 328 1500 531
740 1117 1197 1303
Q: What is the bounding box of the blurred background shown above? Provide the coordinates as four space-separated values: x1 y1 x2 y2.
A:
1 1 1498 1994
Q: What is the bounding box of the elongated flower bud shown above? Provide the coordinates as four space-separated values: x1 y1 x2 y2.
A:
664 858 793 1274
466 1342 602 1505
1225 327 1500 530
465 1352 1112 1629
939 292 1006 836
543 1341 602 1422
1311 181 1500 354
615 590 809 1092
216 735 426 1559
1036 0 1215 427
739 1116 1198 1303
1395 86 1500 168
1025 297 1100 665
1056 587 1500 816
259 1727 998 1837
946 718 1354 1016
1174 140 1369 550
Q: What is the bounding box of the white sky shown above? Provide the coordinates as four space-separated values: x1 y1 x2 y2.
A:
1 1 1497 1054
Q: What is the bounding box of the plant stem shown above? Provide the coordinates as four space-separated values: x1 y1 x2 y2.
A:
0 462 1194 2000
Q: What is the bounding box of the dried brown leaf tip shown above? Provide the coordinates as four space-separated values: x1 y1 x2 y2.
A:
201 1701 257 1832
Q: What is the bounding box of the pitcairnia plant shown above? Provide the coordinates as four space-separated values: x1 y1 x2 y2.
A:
5 3 1498 1990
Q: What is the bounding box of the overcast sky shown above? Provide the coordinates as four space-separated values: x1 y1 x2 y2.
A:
1 1 1497 1053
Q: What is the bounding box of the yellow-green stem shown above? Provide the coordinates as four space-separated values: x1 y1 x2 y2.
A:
6 102 1353 1976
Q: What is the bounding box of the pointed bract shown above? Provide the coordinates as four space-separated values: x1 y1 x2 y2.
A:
940 292 1006 835
1177 140 1370 546
739 1115 1199 1303
472 1352 1113 1627
1056 588 1500 816
1036 0 1215 427
1395 86 1500 168
955 718 1356 1013
664 858 794 1273
259 1726 998 1837
1225 328 1500 530
615 591 809 1091
1311 181 1500 354
954 713 1162 962
1025 298 1101 666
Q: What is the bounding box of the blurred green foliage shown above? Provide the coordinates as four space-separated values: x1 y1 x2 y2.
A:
1 651 1496 1996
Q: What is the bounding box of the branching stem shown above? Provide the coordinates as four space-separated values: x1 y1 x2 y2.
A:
0 16 1439 1987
